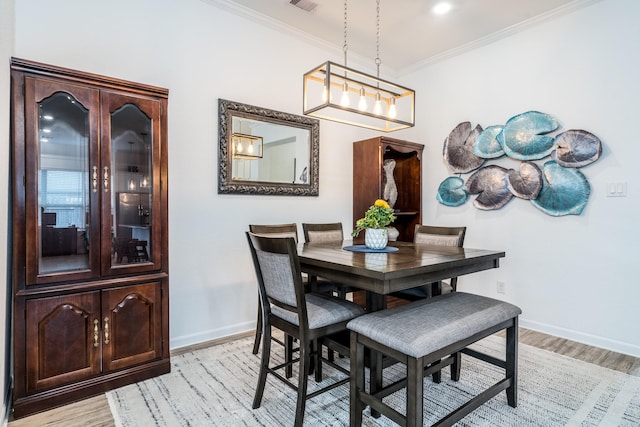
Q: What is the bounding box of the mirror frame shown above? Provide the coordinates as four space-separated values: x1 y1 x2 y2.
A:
218 99 319 196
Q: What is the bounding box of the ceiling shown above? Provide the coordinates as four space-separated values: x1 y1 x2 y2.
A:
216 0 597 72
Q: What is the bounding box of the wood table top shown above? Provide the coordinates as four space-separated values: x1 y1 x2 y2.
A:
298 240 505 295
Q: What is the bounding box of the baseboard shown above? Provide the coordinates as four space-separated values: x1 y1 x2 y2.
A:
520 318 640 358
170 318 640 359
170 320 255 351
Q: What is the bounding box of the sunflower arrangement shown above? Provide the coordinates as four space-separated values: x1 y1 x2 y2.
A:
351 199 396 237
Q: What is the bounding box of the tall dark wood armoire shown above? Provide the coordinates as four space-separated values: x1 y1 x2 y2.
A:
352 136 424 308
10 58 170 418
353 136 424 242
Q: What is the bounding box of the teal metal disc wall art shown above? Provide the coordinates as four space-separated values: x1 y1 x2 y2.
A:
437 111 602 216
443 121 485 173
436 176 468 207
531 161 591 216
507 161 542 200
465 165 513 210
551 129 602 168
473 125 505 159
501 111 559 160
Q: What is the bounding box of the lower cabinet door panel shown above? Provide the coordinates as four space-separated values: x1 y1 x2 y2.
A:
102 282 163 371
25 292 102 392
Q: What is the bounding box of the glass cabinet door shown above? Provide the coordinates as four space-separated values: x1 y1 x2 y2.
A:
25 77 101 285
101 92 163 275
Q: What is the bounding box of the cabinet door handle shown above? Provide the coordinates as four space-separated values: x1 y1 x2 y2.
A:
92 166 98 193
103 166 109 192
103 316 110 345
93 319 99 348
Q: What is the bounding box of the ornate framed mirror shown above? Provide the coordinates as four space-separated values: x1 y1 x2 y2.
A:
218 99 319 196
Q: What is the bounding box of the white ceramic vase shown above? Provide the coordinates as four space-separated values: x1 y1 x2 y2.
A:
365 228 388 250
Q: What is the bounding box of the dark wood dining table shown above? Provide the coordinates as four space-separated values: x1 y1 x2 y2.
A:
298 240 506 312
297 239 506 416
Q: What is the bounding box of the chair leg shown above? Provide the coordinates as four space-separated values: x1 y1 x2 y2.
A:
252 322 272 409
451 351 462 381
294 339 311 427
252 299 262 355
506 319 519 407
313 339 323 382
285 334 294 378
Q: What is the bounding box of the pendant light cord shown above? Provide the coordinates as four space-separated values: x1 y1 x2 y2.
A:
343 0 348 68
375 0 381 78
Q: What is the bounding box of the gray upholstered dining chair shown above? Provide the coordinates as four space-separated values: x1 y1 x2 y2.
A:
249 224 299 355
392 224 467 301
302 222 344 243
246 232 364 427
301 222 352 299
249 223 343 355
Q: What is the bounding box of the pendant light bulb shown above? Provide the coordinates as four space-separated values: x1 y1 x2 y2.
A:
237 142 243 153
322 76 331 103
248 141 254 154
340 82 350 107
373 92 383 116
388 97 397 119
358 87 368 111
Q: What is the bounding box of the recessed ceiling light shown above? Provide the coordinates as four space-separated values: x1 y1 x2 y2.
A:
433 2 452 15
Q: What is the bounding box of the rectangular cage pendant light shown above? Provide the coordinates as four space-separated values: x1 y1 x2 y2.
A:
303 61 415 132
231 133 263 159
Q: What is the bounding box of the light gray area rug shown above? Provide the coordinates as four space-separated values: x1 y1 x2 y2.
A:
107 335 640 426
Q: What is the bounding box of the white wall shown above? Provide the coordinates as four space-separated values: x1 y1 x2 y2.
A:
10 0 640 367
12 0 373 349
401 0 640 356
1 0 14 423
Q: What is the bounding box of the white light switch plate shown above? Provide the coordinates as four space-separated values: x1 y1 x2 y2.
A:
606 182 627 197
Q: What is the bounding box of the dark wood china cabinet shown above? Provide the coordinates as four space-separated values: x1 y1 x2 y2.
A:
352 136 423 308
10 58 170 418
353 136 424 242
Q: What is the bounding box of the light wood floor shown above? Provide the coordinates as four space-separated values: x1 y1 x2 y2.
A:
8 328 640 427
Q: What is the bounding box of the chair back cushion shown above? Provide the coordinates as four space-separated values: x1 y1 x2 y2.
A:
249 224 298 243
255 231 298 241
254 249 298 307
414 233 462 247
306 229 343 242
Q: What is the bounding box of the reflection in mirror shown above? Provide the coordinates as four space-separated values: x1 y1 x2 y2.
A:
218 99 319 196
110 104 153 267
38 92 91 275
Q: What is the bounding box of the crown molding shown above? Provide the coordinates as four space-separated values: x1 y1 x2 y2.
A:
400 0 603 76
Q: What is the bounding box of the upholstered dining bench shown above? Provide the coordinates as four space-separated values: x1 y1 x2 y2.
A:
347 292 522 427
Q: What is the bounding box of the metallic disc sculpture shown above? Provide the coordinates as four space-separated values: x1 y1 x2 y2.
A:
437 111 602 216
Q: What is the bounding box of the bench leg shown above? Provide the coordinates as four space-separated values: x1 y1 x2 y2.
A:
506 318 519 407
350 333 365 427
370 345 384 418
430 361 441 383
407 356 424 427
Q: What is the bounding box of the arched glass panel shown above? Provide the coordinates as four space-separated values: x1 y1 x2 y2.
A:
110 104 153 266
38 93 90 274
